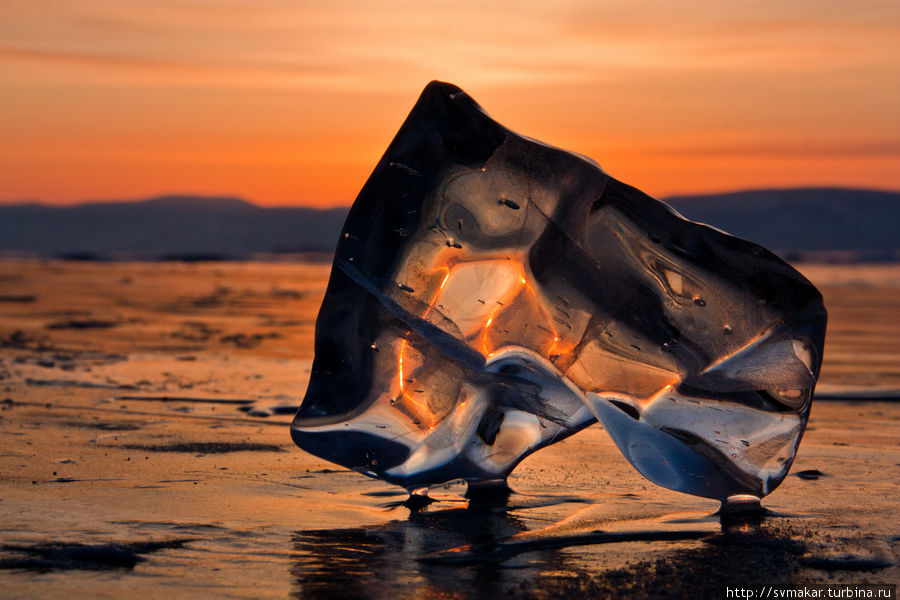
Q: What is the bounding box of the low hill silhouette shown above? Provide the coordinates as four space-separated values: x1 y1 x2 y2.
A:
0 188 897 261
0 195 348 260
664 187 900 262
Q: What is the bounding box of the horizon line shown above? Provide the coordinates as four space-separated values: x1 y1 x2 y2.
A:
3 184 900 210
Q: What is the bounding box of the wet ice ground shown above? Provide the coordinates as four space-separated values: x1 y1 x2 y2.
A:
1 392 897 599
0 260 898 598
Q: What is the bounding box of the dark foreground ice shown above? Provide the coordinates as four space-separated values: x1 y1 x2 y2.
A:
291 81 827 503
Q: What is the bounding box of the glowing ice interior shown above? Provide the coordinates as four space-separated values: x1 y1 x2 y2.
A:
291 81 827 502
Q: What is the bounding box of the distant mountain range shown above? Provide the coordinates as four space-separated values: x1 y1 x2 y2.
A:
1 187 897 261
664 187 900 262
0 196 348 260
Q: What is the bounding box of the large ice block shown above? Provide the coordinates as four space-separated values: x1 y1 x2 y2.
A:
291 81 826 501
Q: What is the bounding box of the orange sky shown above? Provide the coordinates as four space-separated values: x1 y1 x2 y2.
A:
1 0 898 207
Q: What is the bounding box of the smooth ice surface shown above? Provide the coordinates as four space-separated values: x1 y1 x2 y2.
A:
291 81 827 501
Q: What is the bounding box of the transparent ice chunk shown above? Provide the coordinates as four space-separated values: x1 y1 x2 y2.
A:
291 81 827 501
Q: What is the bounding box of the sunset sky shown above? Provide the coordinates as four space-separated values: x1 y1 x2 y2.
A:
1 0 898 207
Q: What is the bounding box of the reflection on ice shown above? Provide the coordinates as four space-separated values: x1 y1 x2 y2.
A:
291 81 827 502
